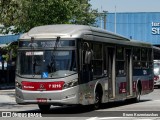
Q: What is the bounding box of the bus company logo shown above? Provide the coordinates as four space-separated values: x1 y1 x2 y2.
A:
40 84 44 89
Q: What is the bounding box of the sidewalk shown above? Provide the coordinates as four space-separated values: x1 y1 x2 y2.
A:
0 88 15 104
0 83 15 90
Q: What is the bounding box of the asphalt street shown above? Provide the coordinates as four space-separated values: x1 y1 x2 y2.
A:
0 89 160 120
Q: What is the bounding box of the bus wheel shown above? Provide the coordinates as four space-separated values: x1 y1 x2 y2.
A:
132 87 141 103
136 88 141 102
94 91 101 110
38 104 51 112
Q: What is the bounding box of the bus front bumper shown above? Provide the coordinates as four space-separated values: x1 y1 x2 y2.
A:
15 87 79 105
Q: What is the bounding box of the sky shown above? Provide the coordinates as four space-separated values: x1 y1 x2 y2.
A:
90 0 160 13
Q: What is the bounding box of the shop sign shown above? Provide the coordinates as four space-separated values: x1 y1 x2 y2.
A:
151 22 160 35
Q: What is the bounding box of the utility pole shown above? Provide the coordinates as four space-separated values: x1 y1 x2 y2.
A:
114 6 117 33
100 6 103 29
103 11 108 30
99 11 108 30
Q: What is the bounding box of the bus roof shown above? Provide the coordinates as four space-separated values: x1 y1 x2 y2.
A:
20 24 128 40
19 24 152 47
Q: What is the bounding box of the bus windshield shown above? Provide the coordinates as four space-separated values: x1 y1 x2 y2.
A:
17 50 77 78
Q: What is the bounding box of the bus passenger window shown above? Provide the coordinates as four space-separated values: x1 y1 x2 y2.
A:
133 48 140 61
148 49 152 61
133 62 141 69
148 49 153 70
93 61 103 76
116 61 125 76
93 44 102 59
116 47 124 60
92 44 103 77
142 62 148 69
116 47 125 76
133 48 141 69
141 48 147 61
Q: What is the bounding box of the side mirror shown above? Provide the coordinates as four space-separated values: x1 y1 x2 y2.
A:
85 50 93 64
82 42 93 64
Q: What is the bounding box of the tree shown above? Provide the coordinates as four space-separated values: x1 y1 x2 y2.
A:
1 42 18 62
0 0 98 34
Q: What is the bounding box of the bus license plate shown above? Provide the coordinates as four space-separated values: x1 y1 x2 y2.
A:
37 98 47 103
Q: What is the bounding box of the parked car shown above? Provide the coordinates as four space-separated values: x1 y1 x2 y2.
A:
154 60 160 88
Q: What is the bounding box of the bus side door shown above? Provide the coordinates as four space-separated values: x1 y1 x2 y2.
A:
106 47 116 99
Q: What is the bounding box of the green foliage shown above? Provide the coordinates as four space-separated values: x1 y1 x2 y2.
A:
1 43 18 61
0 0 98 34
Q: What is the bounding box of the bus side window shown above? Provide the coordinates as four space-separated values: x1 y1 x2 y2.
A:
116 47 125 76
148 49 153 62
148 49 153 73
81 42 93 82
133 48 141 69
133 48 140 61
92 44 103 77
141 48 147 61
141 48 148 69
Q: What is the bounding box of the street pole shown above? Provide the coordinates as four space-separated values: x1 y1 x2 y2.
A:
104 13 106 29
115 6 117 33
100 6 103 29
103 11 108 30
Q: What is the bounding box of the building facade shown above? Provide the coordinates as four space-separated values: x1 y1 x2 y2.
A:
96 12 160 45
0 34 20 45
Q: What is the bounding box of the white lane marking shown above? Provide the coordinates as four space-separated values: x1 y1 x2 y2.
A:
134 119 153 120
96 99 160 111
99 117 132 119
86 117 133 120
86 117 98 120
86 117 156 120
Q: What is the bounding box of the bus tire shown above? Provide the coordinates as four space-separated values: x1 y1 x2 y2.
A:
94 91 101 109
132 82 141 103
38 104 51 112
94 86 102 110
136 88 141 102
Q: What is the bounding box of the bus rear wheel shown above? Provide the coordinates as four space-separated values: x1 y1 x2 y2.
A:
38 104 51 112
132 87 141 103
135 88 141 102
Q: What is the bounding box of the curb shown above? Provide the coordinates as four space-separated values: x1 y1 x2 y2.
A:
0 86 15 90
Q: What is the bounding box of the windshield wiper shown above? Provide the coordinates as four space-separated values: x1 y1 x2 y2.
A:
50 37 61 77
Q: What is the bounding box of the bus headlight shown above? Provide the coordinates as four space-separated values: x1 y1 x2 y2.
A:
63 79 78 89
15 81 22 89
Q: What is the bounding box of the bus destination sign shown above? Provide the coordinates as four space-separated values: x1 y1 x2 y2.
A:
19 40 75 48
